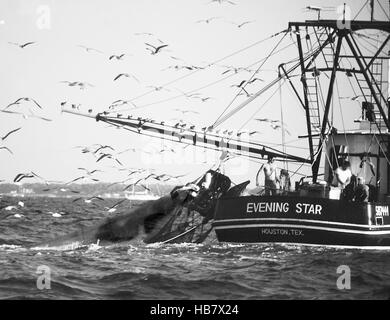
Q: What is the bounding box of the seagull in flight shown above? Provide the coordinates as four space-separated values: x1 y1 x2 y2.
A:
256 118 290 135
228 20 256 28
123 178 152 192
77 168 103 175
0 109 52 122
73 196 105 204
1 127 21 141
231 80 247 88
134 32 154 36
209 0 236 4
8 41 36 48
174 108 200 115
4 97 43 110
13 172 44 183
145 43 169 55
0 146 13 155
153 173 188 182
96 153 123 166
231 81 251 96
109 54 126 60
255 118 285 125
1 108 51 121
146 85 171 92
66 176 100 185
247 77 264 84
113 73 140 83
109 99 137 109
196 17 221 24
105 199 127 213
93 144 115 154
78 45 104 54
60 81 94 90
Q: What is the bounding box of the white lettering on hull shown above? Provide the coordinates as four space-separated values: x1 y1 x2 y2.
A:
246 202 289 213
375 206 389 217
246 202 322 215
260 228 304 236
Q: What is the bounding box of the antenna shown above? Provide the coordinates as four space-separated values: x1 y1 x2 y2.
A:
342 3 346 24
370 0 375 21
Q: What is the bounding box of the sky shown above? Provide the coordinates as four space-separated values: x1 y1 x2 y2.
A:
0 0 389 188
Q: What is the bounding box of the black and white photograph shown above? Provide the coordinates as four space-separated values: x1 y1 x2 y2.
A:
0 0 389 304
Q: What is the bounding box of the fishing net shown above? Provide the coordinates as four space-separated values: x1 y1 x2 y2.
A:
144 170 234 244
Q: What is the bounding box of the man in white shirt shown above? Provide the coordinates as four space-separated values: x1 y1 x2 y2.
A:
333 160 352 189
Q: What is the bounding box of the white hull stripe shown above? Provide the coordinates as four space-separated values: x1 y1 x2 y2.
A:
214 223 390 235
222 241 390 250
214 218 390 229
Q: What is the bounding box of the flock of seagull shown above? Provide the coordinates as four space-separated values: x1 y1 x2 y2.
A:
0 0 295 219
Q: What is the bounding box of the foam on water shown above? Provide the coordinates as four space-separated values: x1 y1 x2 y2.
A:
1 196 390 299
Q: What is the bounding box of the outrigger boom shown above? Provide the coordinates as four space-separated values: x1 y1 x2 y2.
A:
62 108 310 164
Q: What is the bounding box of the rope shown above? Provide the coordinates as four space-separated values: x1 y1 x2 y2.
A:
211 31 289 128
121 30 289 105
335 78 351 160
353 0 370 20
279 74 288 171
377 0 390 19
226 81 286 143
115 41 298 113
212 34 326 128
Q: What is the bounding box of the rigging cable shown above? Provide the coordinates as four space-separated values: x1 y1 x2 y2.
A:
279 70 288 171
211 31 289 128
377 0 390 19
353 0 371 20
335 78 351 159
211 35 328 128
115 41 298 113
122 30 289 105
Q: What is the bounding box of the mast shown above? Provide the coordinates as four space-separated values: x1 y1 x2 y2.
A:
289 18 390 183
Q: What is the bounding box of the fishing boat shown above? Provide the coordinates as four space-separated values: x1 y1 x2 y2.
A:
124 182 160 201
64 2 390 248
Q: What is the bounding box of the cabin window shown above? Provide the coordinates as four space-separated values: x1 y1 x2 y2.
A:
375 217 384 226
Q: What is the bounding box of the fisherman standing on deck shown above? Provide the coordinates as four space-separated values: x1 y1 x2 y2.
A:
354 176 370 203
256 156 280 196
333 160 352 189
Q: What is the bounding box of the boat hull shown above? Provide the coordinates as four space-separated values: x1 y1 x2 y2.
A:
213 196 390 248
